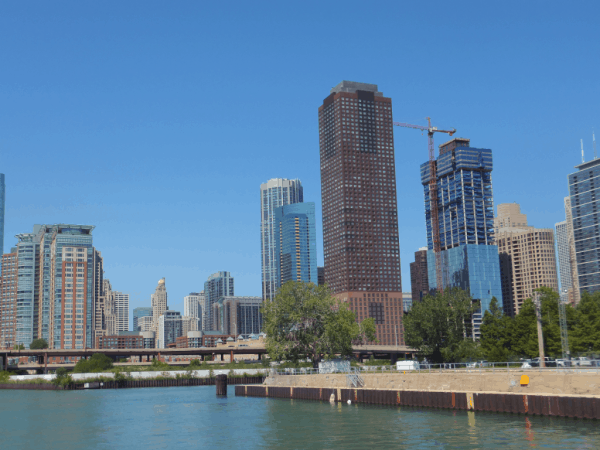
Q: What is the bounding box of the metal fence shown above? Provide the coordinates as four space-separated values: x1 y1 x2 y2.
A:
271 360 600 376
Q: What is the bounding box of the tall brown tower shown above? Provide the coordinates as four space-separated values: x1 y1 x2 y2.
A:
319 81 403 346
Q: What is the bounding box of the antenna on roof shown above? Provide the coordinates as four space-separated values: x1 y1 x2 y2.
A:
581 139 585 163
594 130 597 160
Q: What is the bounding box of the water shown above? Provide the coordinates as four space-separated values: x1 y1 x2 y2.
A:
1 386 599 449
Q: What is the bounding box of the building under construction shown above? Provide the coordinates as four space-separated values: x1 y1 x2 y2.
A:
420 138 503 338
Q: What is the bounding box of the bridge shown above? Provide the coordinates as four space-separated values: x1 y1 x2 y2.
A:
0 345 415 372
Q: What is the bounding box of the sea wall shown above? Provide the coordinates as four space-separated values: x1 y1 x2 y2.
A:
265 371 600 396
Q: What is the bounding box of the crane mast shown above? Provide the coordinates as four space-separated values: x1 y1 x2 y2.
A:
393 118 456 294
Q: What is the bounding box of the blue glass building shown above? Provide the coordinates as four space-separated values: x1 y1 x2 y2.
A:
274 202 318 288
568 158 600 296
421 138 502 336
204 271 234 331
133 307 152 331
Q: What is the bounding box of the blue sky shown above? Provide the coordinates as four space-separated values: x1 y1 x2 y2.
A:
1 1 599 323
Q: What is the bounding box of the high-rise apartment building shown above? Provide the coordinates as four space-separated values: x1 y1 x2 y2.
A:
181 316 201 336
212 296 263 337
421 138 502 337
158 310 182 348
137 315 153 332
319 81 403 346
274 203 318 288
495 203 559 316
563 196 581 304
0 174 5 260
103 279 115 336
133 307 152 331
204 272 234 331
184 292 203 320
0 250 17 348
567 158 600 298
113 292 129 332
409 248 429 305
151 278 168 335
260 178 303 301
92 249 106 344
555 220 570 302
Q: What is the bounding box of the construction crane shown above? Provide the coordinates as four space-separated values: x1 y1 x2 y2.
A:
393 118 456 293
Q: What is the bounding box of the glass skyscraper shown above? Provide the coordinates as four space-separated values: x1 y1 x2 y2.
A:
421 138 502 337
274 202 318 288
204 271 234 331
260 178 303 301
568 158 600 296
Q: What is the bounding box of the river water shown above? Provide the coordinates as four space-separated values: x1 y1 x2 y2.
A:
1 386 599 449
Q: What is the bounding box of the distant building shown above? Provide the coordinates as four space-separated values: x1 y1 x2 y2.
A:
181 316 201 336
317 267 325 286
137 315 153 332
563 196 581 304
260 178 303 302
133 307 152 331
92 250 106 344
402 292 412 313
140 331 155 348
319 81 403 346
113 291 129 332
495 203 559 316
0 249 17 348
204 272 234 331
96 334 143 349
151 278 168 336
274 202 318 288
212 296 263 337
421 138 502 338
0 174 5 259
410 248 429 305
184 292 203 321
567 158 600 298
158 310 182 349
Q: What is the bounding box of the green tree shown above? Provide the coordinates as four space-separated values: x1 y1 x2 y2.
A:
29 338 48 349
262 281 376 368
13 343 25 350
570 291 600 354
480 297 513 361
403 288 476 363
72 353 114 373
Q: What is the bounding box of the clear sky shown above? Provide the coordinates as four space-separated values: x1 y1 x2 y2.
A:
1 1 599 323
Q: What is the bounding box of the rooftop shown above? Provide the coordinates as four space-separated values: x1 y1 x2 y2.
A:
330 81 383 97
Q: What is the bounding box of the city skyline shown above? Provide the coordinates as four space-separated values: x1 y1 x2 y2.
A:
0 3 599 314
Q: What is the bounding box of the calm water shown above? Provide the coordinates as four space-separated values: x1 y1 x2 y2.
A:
1 386 599 449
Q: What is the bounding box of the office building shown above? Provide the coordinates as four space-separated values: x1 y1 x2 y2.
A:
319 81 403 345
182 316 201 336
133 307 152 331
495 203 559 316
274 202 318 287
0 249 17 348
113 291 129 332
317 267 325 286
567 155 599 298
212 296 262 337
137 315 154 332
410 248 429 305
158 310 182 349
151 278 168 334
184 292 203 320
203 272 234 331
0 174 5 261
421 138 502 337
260 178 303 301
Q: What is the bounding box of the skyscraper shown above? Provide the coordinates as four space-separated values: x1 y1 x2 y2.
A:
409 247 429 305
563 196 581 304
260 178 303 301
133 307 152 331
0 249 17 348
151 278 168 336
319 81 403 346
555 220 570 302
158 310 182 349
204 272 234 331
92 249 106 344
113 291 129 332
0 174 5 260
495 203 559 316
184 292 203 319
274 202 318 288
568 159 600 298
421 138 502 337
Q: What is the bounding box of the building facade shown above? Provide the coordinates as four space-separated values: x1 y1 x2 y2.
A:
317 267 325 286
137 315 153 332
563 196 581 304
555 220 570 302
0 174 5 260
0 250 17 348
567 158 600 298
113 291 129 332
495 203 559 316
158 310 182 349
409 248 429 305
96 334 143 349
181 316 201 336
260 178 303 302
151 278 168 335
133 307 152 331
203 272 234 331
274 202 318 288
421 138 502 337
184 292 203 320
319 81 403 345
402 292 412 312
92 249 106 344
212 296 263 337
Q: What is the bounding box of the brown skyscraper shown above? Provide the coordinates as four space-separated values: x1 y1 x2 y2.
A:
410 248 429 305
319 81 403 346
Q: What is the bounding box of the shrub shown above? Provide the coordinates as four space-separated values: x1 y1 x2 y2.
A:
0 371 11 383
30 338 48 349
73 353 114 373
189 359 202 368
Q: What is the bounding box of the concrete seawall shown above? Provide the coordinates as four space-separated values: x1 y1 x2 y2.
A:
265 371 600 396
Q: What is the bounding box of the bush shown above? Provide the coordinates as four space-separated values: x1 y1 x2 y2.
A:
189 359 202 368
0 371 11 383
150 359 170 371
73 353 114 373
30 338 48 349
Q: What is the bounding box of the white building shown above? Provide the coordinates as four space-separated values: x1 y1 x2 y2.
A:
184 291 203 321
138 315 153 332
113 291 130 332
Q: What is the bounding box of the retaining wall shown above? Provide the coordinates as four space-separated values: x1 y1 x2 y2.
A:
235 385 600 419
